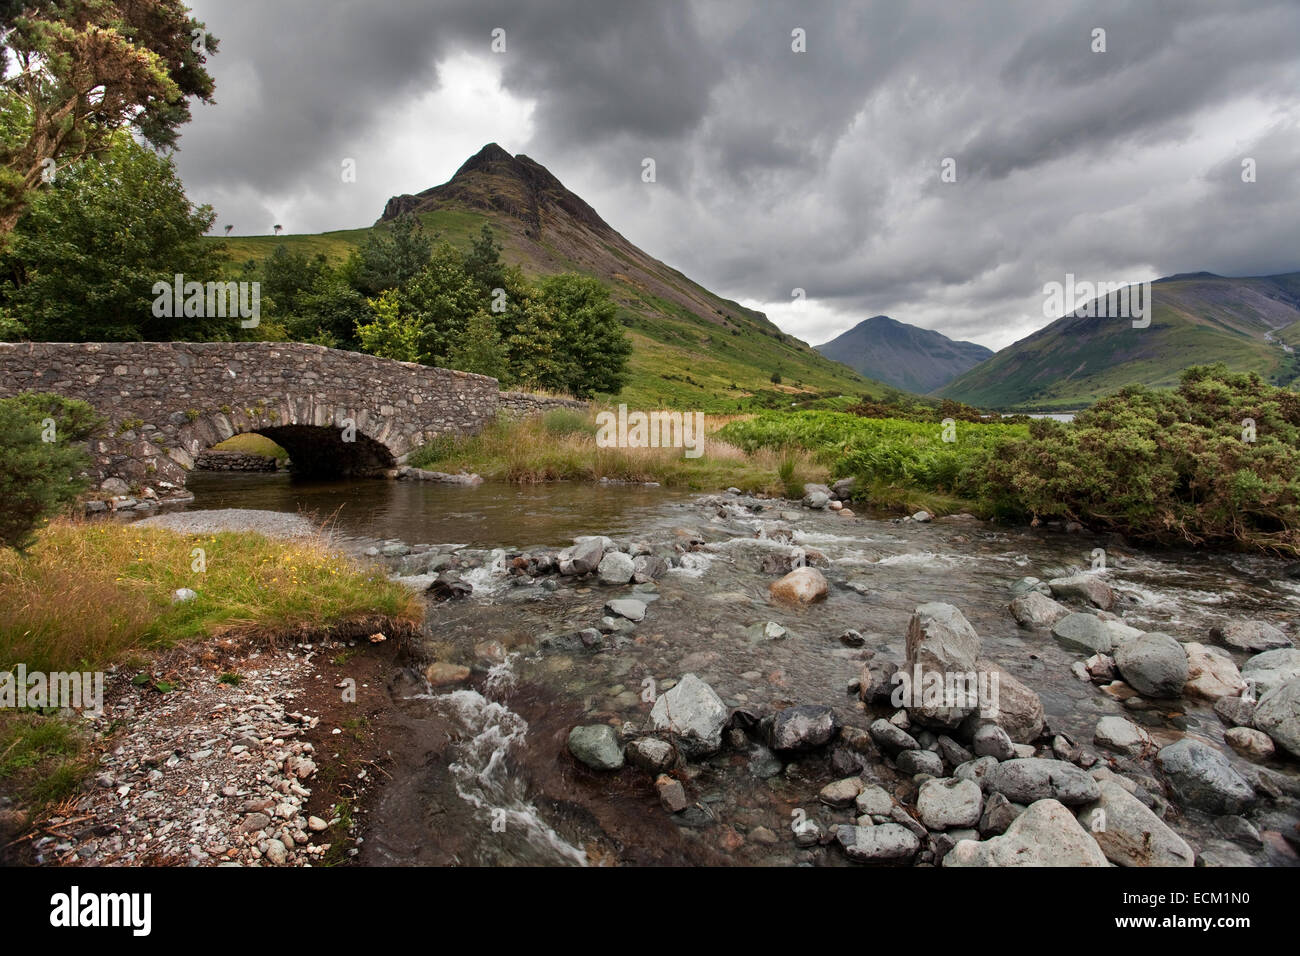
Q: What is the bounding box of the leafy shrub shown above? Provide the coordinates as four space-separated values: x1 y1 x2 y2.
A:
975 365 1300 552
0 393 102 551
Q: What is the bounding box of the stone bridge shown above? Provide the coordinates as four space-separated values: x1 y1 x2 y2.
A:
0 342 500 492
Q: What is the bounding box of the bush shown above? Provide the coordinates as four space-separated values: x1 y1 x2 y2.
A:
0 394 102 551
975 365 1300 552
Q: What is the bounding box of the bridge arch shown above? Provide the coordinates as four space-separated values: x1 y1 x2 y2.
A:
0 341 500 492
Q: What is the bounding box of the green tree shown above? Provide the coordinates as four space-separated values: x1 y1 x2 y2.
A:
0 135 227 340
531 273 631 397
355 288 423 364
463 223 505 294
350 214 432 295
0 0 217 236
0 392 102 551
397 242 482 362
447 309 508 381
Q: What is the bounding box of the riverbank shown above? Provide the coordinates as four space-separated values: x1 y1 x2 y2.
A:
1 631 411 866
0 519 423 850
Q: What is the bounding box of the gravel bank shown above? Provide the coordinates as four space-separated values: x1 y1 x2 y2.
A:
135 508 324 541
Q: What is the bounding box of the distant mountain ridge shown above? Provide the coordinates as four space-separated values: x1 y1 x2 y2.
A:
939 271 1300 410
814 315 994 393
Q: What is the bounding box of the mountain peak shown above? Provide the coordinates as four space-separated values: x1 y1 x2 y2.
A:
452 142 517 178
380 144 612 238
816 315 993 394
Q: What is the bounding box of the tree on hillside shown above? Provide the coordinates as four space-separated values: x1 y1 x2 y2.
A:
533 273 631 397
0 0 217 237
463 223 505 294
350 214 432 295
0 134 227 340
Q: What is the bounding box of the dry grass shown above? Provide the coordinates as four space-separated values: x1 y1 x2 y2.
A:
408 408 829 494
0 519 423 673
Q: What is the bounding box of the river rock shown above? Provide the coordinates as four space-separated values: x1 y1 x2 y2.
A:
1093 715 1152 755
745 621 789 643
655 774 688 812
944 799 1108 867
567 725 625 770
803 490 830 510
426 573 472 601
972 724 1016 761
954 754 1000 785
917 777 983 830
897 749 944 777
938 735 974 767
649 674 729 758
869 719 919 753
605 598 646 622
558 536 606 575
1252 677 1300 759
1184 643 1246 700
911 510 932 522
819 777 865 808
1051 613 1114 654
1241 648 1300 699
424 662 471 686
1009 592 1070 629
1048 573 1115 610
965 661 1045 742
768 567 828 604
626 737 677 772
1084 654 1115 682
858 660 899 705
904 603 982 727
978 792 1023 836
832 477 856 499
1010 576 1052 597
1211 621 1293 653
855 785 894 817
1156 739 1256 814
983 758 1101 806
836 823 920 863
1077 781 1195 867
597 551 635 585
769 704 838 753
1214 695 1256 728
632 554 666 583
1224 727 1275 761
1114 632 1188 698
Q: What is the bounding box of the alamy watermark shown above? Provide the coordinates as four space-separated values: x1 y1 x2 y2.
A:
1 665 104 715
1043 274 1151 328
890 665 1001 718
595 405 705 458
152 274 261 328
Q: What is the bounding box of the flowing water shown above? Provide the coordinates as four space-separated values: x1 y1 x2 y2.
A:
181 473 1300 866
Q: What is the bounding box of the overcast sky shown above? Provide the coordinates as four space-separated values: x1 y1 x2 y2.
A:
176 0 1300 351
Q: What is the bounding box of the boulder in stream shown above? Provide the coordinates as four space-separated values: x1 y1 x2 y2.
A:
768 567 828 604
1114 632 1188 698
1048 573 1116 610
649 674 729 758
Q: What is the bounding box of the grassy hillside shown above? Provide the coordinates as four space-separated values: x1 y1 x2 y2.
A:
940 273 1300 410
213 146 885 412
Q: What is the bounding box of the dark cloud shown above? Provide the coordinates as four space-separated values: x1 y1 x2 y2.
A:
177 0 1300 350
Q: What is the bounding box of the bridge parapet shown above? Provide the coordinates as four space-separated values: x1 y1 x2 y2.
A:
0 341 499 491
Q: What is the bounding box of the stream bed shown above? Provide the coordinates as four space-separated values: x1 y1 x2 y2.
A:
179 473 1300 867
